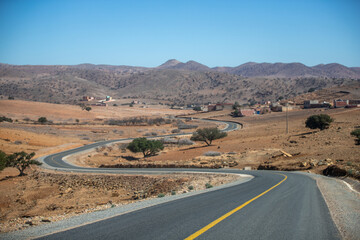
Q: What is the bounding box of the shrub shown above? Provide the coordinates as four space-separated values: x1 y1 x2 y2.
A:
188 186 194 190
350 129 360 145
85 107 92 112
144 132 158 137
106 117 169 126
205 183 213 189
171 129 181 134
0 116 13 123
171 190 176 195
38 117 48 124
305 114 333 130
203 151 221 156
308 88 316 92
158 193 165 198
127 138 164 157
161 137 178 144
178 138 194 145
191 127 227 146
193 106 202 111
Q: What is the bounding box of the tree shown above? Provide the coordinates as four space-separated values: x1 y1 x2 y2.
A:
351 129 360 145
190 127 227 146
85 107 92 111
231 109 241 117
305 114 333 130
232 101 240 110
38 117 48 124
6 151 41 176
127 138 164 157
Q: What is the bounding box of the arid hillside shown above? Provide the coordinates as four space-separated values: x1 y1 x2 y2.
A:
0 62 359 105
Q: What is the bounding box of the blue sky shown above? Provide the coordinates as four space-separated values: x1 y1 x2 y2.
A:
0 0 359 67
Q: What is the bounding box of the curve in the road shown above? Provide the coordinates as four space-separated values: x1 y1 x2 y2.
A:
21 119 340 240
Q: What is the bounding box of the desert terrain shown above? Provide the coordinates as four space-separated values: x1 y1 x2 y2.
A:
1 99 359 233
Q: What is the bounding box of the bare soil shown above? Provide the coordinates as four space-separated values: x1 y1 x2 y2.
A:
0 168 240 232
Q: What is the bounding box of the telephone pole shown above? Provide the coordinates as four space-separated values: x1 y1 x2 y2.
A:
286 103 289 134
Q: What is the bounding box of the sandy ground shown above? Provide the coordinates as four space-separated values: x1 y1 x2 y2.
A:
0 100 193 122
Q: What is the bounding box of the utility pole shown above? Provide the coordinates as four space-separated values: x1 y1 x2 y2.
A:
286 103 289 134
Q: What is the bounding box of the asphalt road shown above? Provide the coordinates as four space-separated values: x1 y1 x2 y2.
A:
37 120 340 240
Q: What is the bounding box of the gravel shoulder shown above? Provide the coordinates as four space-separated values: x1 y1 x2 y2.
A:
298 172 360 240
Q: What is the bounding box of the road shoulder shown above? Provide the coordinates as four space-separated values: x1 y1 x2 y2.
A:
299 172 360 240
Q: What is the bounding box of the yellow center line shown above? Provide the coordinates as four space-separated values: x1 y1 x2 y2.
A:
184 174 287 240
50 155 69 168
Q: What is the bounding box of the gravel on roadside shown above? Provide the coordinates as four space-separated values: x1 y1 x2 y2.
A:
299 172 360 240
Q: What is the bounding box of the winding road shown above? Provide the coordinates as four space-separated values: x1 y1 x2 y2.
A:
11 120 342 239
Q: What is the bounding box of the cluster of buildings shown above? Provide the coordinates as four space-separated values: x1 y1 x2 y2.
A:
304 99 360 109
194 97 360 118
81 95 113 107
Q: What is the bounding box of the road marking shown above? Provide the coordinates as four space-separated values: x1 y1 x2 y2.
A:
184 174 287 240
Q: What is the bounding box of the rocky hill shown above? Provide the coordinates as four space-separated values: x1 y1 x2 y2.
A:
0 61 359 105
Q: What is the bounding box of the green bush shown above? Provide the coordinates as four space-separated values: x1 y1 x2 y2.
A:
158 193 165 198
38 117 48 124
205 183 213 189
0 116 13 123
171 190 176 195
188 185 194 191
305 114 333 130
350 129 360 145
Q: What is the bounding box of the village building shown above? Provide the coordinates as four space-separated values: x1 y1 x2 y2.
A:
82 96 94 101
304 100 330 109
239 109 255 117
333 99 349 108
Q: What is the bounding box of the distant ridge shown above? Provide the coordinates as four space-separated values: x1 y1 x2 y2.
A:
156 60 360 78
0 60 359 105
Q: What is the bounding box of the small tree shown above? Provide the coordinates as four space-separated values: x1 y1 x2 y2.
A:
232 101 240 110
351 129 360 145
6 152 41 176
127 138 164 157
305 114 333 130
38 117 48 124
190 127 227 146
85 106 92 111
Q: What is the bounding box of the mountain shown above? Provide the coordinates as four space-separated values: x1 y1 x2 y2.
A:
214 62 360 79
157 60 211 72
0 61 359 105
157 59 182 69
